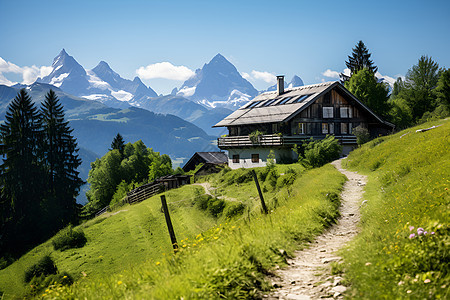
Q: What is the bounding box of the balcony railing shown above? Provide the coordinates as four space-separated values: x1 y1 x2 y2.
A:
218 134 357 148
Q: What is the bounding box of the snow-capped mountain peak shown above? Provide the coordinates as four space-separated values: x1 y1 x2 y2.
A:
176 53 258 109
39 49 89 94
288 75 304 88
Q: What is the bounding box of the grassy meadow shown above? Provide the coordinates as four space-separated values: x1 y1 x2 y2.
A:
0 163 346 298
341 118 449 299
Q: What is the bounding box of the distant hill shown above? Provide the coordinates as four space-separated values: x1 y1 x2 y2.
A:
0 83 218 180
132 94 231 136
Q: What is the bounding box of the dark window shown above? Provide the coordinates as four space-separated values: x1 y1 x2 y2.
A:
278 97 293 105
293 94 311 103
246 101 262 109
232 154 239 163
262 99 277 107
251 154 259 163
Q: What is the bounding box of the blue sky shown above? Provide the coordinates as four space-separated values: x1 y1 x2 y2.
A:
1 0 449 94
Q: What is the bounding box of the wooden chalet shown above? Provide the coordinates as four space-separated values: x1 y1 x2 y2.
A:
182 152 228 175
214 76 394 169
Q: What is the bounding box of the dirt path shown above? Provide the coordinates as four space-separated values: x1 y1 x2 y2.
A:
193 182 213 196
266 159 367 300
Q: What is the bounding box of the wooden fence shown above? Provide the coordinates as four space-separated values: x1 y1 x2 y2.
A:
94 182 164 217
127 183 164 204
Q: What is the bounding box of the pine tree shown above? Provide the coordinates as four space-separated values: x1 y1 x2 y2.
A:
41 90 83 227
110 133 125 155
341 41 378 82
0 89 44 251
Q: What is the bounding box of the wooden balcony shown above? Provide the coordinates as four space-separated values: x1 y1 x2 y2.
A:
218 134 357 149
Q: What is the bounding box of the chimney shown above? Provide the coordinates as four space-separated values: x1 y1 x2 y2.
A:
277 75 285 95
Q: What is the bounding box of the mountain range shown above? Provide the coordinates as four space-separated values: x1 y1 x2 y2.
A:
36 50 304 134
38 49 157 109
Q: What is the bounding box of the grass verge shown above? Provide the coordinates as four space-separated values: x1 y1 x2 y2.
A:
341 118 449 299
2 163 346 299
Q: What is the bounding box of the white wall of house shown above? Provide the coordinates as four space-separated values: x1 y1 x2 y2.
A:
227 148 295 169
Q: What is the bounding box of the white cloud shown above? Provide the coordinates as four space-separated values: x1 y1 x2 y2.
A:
21 65 53 84
322 69 340 79
250 70 276 84
241 70 277 85
342 68 351 77
375 71 398 87
0 57 22 74
136 62 195 81
0 56 52 85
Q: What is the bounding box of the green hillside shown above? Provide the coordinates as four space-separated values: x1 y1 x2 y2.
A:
0 164 346 298
2 119 447 299
341 118 449 299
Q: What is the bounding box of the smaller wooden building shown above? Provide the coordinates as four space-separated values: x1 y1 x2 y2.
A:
156 174 191 190
182 152 228 175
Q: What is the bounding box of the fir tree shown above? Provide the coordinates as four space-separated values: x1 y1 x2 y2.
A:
41 90 83 227
341 40 378 82
110 133 125 155
0 89 44 252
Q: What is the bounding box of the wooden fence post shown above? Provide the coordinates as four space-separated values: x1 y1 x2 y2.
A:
251 169 268 214
160 195 178 251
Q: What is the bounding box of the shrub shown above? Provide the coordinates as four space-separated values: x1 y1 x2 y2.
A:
303 135 342 167
24 255 58 283
0 255 14 270
276 173 297 189
110 180 130 206
195 195 226 218
264 169 279 191
266 150 276 169
223 202 246 218
352 125 370 145
195 194 212 211
207 198 226 218
257 167 269 182
224 168 253 185
249 130 264 144
52 226 87 251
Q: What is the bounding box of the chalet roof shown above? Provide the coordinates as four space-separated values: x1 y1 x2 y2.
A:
182 152 228 172
213 81 394 128
195 152 228 164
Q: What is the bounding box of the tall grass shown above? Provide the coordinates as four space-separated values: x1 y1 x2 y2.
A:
26 164 345 299
341 118 449 299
